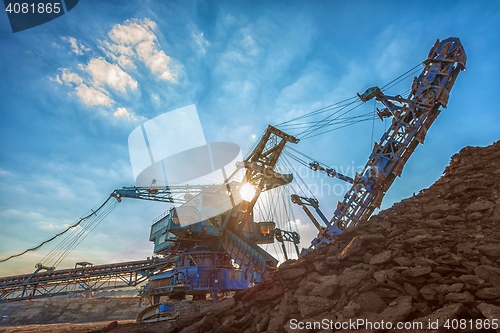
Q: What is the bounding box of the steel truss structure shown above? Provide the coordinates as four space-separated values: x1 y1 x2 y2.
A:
311 37 466 248
0 257 174 301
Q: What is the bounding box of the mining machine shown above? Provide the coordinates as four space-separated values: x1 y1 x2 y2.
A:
0 125 301 305
306 37 466 248
1 38 466 311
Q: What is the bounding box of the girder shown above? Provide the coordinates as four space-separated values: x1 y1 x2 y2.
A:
113 184 217 203
311 37 466 248
0 257 175 302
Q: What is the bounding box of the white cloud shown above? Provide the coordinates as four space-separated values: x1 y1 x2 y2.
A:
75 84 114 106
241 32 258 56
0 168 14 177
374 26 419 82
52 75 62 84
193 31 208 47
55 68 83 86
86 58 137 93
115 54 136 69
102 40 135 56
52 18 177 120
64 36 90 55
136 40 155 58
144 49 174 80
108 18 157 45
113 107 136 120
100 41 136 69
53 69 116 107
103 18 176 81
53 69 115 107
193 31 209 54
0 209 70 232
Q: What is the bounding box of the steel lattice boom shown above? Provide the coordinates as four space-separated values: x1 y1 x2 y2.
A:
311 37 466 248
112 184 217 203
0 257 175 302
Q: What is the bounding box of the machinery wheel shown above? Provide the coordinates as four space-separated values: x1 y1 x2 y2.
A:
436 37 459 56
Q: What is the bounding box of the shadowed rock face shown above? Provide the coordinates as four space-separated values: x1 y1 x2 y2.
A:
162 140 500 333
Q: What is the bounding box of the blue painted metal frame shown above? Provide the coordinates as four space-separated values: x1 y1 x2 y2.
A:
141 125 299 302
310 37 466 249
0 258 175 302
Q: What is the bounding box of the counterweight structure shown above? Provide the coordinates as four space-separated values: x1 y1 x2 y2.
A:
140 125 300 303
310 37 466 248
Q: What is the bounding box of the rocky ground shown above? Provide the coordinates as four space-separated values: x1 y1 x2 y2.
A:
2 141 500 332
0 296 146 333
0 289 148 327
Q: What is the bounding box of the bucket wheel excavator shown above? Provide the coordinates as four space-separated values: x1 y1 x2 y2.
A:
1 39 465 320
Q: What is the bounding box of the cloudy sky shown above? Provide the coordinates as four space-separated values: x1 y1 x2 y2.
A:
0 1 499 276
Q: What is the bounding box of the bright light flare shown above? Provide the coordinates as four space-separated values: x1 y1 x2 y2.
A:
239 183 256 202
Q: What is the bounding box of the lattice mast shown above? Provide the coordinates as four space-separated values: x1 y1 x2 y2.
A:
311 37 466 247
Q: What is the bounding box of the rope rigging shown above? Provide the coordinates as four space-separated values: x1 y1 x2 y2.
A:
0 194 120 265
285 146 342 173
281 154 317 200
266 63 427 208
251 156 303 261
275 95 360 127
380 63 423 91
274 62 423 141
41 197 119 268
282 147 353 197
277 110 378 131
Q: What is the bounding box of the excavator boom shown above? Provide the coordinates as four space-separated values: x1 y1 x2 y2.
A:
310 37 466 248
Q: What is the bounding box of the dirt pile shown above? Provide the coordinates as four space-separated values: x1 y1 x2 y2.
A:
142 141 500 333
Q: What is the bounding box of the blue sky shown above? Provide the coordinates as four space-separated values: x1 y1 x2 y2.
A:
0 0 499 276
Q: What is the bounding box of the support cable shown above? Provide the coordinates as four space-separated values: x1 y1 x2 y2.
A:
282 154 317 200
380 63 423 91
371 99 376 152
296 100 364 139
275 96 359 127
52 199 119 267
0 194 119 264
274 62 423 140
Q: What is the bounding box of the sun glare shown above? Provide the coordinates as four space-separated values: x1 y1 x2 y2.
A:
239 183 256 202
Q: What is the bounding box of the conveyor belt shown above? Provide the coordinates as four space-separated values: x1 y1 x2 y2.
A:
0 257 175 301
